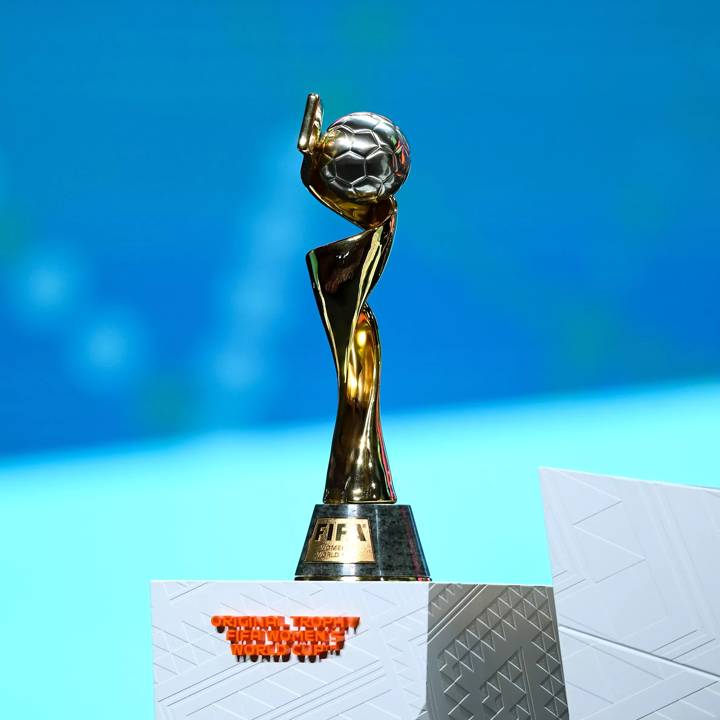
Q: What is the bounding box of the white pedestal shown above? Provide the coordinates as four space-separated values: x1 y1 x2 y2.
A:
151 581 568 719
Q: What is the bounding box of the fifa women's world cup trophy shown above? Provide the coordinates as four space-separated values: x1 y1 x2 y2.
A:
295 93 430 581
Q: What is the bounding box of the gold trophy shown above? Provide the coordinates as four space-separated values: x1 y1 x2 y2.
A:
295 94 430 581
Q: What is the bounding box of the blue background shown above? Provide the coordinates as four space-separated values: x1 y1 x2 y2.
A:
1 0 719 454
1 2 720 718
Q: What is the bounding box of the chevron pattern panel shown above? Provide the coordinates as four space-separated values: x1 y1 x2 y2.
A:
422 584 568 720
541 468 720 718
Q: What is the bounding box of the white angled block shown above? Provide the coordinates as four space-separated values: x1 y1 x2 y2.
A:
540 467 720 718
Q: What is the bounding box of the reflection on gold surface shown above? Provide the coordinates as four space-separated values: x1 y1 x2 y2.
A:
299 93 399 504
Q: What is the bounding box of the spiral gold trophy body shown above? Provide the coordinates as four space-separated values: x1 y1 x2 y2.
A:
295 94 430 581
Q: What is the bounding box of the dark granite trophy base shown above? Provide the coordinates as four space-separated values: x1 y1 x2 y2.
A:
295 504 431 581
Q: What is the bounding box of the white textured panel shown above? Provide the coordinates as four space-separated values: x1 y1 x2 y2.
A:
559 629 720 719
541 468 720 718
151 581 428 720
423 584 569 719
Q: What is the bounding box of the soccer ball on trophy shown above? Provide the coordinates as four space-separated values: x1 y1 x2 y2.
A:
316 112 411 203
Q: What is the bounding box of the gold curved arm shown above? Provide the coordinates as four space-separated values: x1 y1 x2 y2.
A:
300 94 397 504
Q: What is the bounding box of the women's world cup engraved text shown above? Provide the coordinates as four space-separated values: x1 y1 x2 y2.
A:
305 518 375 563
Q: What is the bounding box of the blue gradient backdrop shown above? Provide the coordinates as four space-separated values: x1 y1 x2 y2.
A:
1 1 719 454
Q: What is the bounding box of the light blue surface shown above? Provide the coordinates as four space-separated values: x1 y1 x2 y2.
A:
2 380 720 717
